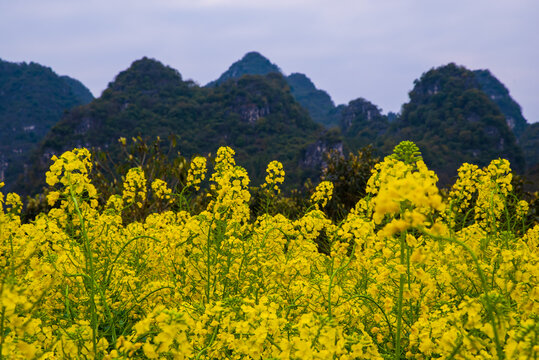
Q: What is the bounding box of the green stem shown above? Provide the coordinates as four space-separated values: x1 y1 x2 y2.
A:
94 279 117 344
327 258 335 319
328 243 356 319
395 233 406 359
0 306 5 359
9 235 14 281
205 216 216 304
105 235 161 286
64 285 73 322
342 294 396 345
446 337 463 360
195 312 222 360
175 185 194 213
122 286 173 325
406 238 415 330
67 175 98 356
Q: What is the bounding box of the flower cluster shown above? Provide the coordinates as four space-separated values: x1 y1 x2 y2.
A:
311 180 334 209
122 167 147 208
212 146 235 175
475 158 513 227
447 158 517 232
368 157 444 236
186 156 207 191
45 148 98 210
151 178 172 202
261 160 285 194
207 149 251 226
4 192 22 215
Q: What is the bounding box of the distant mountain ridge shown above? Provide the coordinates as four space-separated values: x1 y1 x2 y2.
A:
0 58 94 190
207 54 535 183
20 57 335 195
2 52 538 196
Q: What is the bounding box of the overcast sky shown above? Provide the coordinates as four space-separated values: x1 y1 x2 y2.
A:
1 0 538 122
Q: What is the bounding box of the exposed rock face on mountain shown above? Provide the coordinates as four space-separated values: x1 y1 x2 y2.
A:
0 59 93 190
338 98 389 151
391 63 525 184
206 52 281 87
301 129 344 169
340 98 385 131
208 52 340 127
20 57 329 195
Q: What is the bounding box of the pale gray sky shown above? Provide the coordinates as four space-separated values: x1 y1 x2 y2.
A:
1 0 538 122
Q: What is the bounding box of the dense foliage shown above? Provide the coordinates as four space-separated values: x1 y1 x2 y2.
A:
205 52 339 128
1 141 537 359
473 69 539 174
286 73 338 128
389 63 525 185
20 58 326 197
24 136 379 226
0 59 93 190
203 54 538 189
519 123 539 177
205 54 537 187
6 54 539 201
473 69 528 139
320 146 380 221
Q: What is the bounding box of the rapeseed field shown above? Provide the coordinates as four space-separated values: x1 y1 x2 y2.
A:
0 142 537 359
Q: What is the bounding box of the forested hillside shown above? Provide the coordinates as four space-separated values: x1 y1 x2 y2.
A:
3 53 538 196
386 63 525 184
21 57 336 195
0 59 94 190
